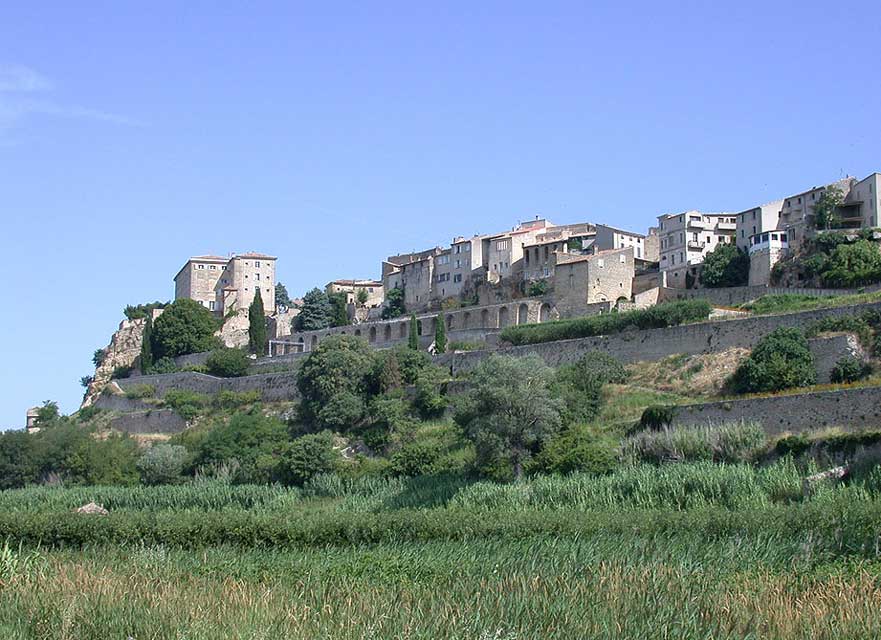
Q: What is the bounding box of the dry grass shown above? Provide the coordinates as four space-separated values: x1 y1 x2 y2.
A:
627 348 749 397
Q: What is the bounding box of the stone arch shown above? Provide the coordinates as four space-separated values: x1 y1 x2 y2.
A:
399 322 407 338
354 328 362 337
310 335 318 351
446 314 454 330
384 324 392 341
417 319 424 335
498 306 510 328
481 308 490 327
463 311 471 329
517 303 528 325
539 303 552 323
369 326 377 342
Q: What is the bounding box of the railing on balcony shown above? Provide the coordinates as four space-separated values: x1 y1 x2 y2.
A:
687 240 705 250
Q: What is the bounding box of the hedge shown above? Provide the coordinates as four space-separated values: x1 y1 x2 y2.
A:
500 300 713 346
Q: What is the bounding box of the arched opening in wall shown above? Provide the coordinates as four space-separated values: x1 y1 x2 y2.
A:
384 324 391 341
425 317 435 336
369 326 377 342
310 335 318 351
481 309 489 327
446 314 453 330
498 306 510 327
517 303 528 325
354 328 362 337
463 312 471 329
399 323 407 338
539 303 551 323
417 319 424 335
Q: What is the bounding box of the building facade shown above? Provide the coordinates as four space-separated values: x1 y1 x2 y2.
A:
554 248 635 316
326 279 384 308
658 212 737 288
173 253 276 316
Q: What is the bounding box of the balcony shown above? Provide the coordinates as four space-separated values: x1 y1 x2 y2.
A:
687 240 705 250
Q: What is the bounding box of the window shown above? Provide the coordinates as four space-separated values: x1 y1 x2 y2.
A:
197 264 204 270
209 301 215 311
437 255 450 265
453 274 462 283
619 254 626 263
209 265 216 270
368 287 374 293
597 259 605 268
255 261 261 268
464 244 470 252
256 274 260 280
455 245 461 254
496 240 509 251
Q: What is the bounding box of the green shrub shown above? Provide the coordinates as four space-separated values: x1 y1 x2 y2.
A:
124 301 167 321
699 243 749 288
447 341 483 352
163 390 210 421
110 365 132 380
124 384 155 400
206 348 250 378
638 405 677 432
413 367 448 419
150 299 220 359
527 279 549 297
136 444 188 485
500 300 712 346
830 356 872 384
730 327 816 394
389 441 441 477
148 357 179 375
531 424 618 475
276 432 337 486
194 412 289 484
214 390 262 409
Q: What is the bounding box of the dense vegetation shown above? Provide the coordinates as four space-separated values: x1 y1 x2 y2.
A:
730 327 817 393
500 299 712 345
741 289 881 315
699 242 749 287
772 230 881 288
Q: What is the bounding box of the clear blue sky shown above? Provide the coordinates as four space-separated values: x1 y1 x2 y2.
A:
1 1 879 428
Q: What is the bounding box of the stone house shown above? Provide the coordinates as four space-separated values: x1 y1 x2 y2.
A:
658 212 737 288
173 253 276 315
325 279 384 308
554 247 635 316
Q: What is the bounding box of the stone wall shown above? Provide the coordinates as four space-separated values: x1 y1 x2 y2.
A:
116 370 302 403
658 284 881 307
109 409 187 435
438 301 881 375
809 333 867 383
670 385 881 435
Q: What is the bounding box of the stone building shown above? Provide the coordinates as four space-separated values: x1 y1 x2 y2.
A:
592 224 652 260
174 253 276 316
325 279 383 308
553 247 635 316
658 212 737 288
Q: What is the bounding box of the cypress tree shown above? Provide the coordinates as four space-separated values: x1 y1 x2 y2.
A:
435 313 447 354
140 315 154 374
408 313 419 350
248 288 267 356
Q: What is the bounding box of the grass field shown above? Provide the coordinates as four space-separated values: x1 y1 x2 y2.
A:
2 464 881 639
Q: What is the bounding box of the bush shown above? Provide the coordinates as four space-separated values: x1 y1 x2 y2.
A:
110 365 132 380
638 405 677 432
124 384 155 399
531 424 618 475
124 301 167 321
730 327 816 394
276 432 337 486
206 348 250 378
447 341 483 352
149 357 179 375
163 390 210 421
621 421 766 465
136 444 188 485
527 279 549 297
830 356 872 384
389 441 441 477
821 240 881 288
413 367 448 419
500 300 712 346
214 390 262 409
194 412 289 484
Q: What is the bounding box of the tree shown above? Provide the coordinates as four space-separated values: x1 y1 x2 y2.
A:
92 348 107 368
821 240 881 287
275 282 292 310
34 400 61 427
454 354 564 480
296 335 375 430
730 327 816 394
408 314 419 350
356 288 369 306
381 287 406 319
295 288 332 331
248 288 267 356
206 348 250 377
434 313 447 353
700 243 749 288
194 412 289 484
814 185 844 230
140 315 154 373
136 444 187 485
328 291 350 327
150 299 220 359
79 376 93 388
124 301 167 321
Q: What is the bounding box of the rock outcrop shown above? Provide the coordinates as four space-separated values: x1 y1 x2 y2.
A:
81 314 156 409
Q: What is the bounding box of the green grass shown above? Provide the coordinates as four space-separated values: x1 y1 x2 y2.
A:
741 290 881 315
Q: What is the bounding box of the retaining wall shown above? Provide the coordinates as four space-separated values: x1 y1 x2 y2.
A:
670 385 881 435
116 370 302 403
659 284 881 307
438 301 881 375
109 409 187 435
